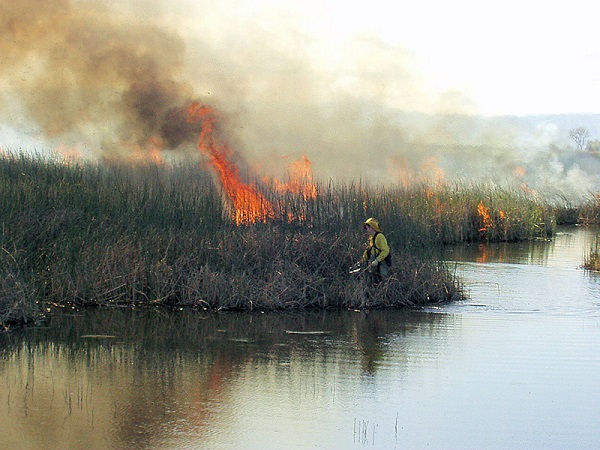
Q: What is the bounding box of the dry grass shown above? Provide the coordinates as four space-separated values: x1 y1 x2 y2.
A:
0 152 561 328
584 235 600 271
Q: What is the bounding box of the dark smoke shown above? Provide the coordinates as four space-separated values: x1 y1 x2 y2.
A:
0 0 196 155
160 106 202 149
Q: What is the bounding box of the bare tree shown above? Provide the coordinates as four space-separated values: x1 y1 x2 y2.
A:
569 127 590 150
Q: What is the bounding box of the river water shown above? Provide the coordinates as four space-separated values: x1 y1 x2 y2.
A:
1 226 600 449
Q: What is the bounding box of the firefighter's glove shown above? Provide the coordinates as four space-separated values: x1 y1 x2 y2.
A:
370 259 379 268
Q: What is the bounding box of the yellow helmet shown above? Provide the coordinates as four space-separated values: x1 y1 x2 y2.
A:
363 218 382 232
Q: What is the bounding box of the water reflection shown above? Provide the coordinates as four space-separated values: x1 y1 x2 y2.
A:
2 226 600 449
449 240 548 264
1 308 452 449
445 226 600 267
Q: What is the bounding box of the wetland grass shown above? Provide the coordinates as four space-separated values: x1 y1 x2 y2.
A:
575 196 600 225
0 153 558 328
551 192 600 226
584 235 600 271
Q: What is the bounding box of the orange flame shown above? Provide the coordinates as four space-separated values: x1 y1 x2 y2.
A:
187 103 274 224
98 137 166 166
387 155 446 187
477 201 492 233
421 156 446 185
54 144 83 164
513 166 527 179
127 138 165 165
145 137 165 165
519 183 539 198
274 154 317 200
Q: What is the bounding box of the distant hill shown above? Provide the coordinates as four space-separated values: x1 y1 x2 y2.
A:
389 110 600 147
508 113 600 141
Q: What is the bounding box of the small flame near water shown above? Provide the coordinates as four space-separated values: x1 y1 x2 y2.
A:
477 201 492 233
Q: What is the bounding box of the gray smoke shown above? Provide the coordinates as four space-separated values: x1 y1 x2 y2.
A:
0 0 199 159
0 0 598 201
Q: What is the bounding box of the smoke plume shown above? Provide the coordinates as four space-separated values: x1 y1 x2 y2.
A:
0 0 198 159
1 0 599 200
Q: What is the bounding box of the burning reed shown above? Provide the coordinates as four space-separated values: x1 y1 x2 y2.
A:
0 152 557 328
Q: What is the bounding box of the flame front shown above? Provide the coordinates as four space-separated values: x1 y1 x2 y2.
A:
54 144 83 164
274 154 317 200
187 103 274 224
477 201 492 233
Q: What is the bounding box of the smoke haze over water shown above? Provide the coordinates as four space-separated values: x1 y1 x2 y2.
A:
1 0 599 199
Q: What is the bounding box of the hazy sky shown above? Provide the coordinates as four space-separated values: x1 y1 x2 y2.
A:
167 0 600 116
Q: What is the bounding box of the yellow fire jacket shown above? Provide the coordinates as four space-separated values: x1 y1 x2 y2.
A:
362 232 390 263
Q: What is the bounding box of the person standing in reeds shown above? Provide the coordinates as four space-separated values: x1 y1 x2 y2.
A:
362 218 391 283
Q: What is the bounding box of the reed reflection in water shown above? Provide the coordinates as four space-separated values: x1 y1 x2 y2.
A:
1 308 450 449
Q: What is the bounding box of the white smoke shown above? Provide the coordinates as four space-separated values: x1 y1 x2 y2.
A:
0 0 598 201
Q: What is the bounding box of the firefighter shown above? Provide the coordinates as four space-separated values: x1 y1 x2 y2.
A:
361 218 391 283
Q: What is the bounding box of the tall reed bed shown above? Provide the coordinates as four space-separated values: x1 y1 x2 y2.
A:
573 195 600 225
551 193 600 225
0 153 223 327
270 180 555 245
0 153 554 328
584 234 600 271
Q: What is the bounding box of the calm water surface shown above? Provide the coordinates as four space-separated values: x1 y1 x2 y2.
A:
2 227 600 449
